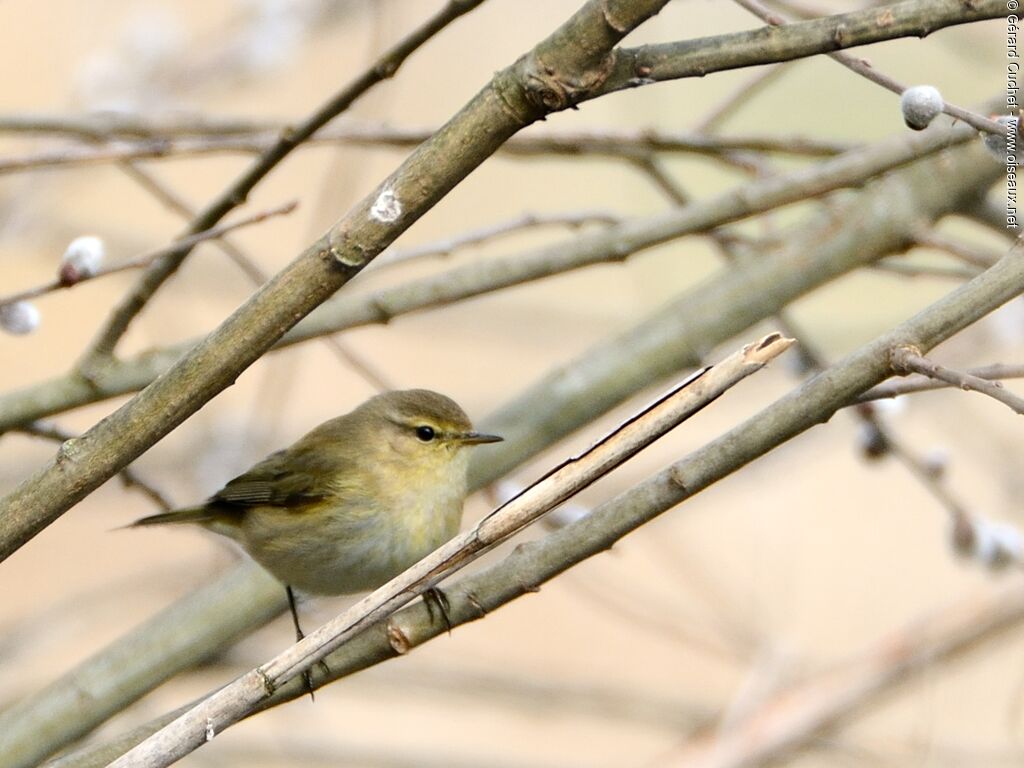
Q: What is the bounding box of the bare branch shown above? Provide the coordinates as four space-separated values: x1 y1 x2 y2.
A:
0 126 853 174
859 363 1024 400
891 346 1024 415
0 201 297 309
76 0 490 365
600 0 1005 131
372 209 622 269
731 0 1005 135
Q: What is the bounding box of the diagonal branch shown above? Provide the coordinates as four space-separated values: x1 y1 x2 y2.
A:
858 363 1024 401
77 0 489 365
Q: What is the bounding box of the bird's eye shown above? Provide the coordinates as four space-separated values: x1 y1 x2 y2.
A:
415 425 436 442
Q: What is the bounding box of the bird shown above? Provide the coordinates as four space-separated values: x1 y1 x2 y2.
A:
131 389 502 689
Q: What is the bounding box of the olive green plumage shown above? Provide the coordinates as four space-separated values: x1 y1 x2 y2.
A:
132 390 501 595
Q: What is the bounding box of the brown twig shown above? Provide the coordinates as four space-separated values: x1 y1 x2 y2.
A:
731 0 1006 136
891 346 1024 415
76 0 489 367
859 363 1024 401
0 201 297 310
0 125 855 175
692 63 793 134
372 210 622 269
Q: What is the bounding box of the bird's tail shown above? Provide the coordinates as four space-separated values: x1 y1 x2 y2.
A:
130 506 216 527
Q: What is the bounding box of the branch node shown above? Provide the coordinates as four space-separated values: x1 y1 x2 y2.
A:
889 344 923 375
386 620 412 654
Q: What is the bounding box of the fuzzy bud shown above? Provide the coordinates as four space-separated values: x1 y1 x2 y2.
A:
900 85 944 131
59 235 105 285
0 300 41 335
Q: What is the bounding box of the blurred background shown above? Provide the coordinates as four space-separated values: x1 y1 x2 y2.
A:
0 1 1020 766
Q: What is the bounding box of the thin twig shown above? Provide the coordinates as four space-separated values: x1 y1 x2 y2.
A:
373 210 622 269
0 201 297 309
891 346 1024 415
870 258 979 280
912 230 1000 268
731 0 1006 136
115 165 391 391
77 0 489 366
859 363 1024 401
0 124 856 176
114 163 270 285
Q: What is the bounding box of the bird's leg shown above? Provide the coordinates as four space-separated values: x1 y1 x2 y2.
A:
423 586 453 634
285 585 326 701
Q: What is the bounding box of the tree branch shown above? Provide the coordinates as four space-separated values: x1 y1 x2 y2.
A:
890 346 1024 415
599 0 1005 118
0 202 296 309
76 0 489 365
0 126 855 174
858 363 1024 401
731 0 1006 136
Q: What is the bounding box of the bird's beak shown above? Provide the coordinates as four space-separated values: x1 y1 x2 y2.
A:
456 431 504 445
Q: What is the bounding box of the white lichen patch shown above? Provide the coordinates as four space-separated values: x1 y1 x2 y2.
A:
370 186 402 224
205 717 215 742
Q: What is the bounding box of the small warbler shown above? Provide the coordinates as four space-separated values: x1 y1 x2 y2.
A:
132 389 502 598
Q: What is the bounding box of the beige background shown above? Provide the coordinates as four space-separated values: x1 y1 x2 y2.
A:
0 1 1020 766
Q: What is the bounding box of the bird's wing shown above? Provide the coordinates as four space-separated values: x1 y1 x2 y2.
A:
211 446 334 510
